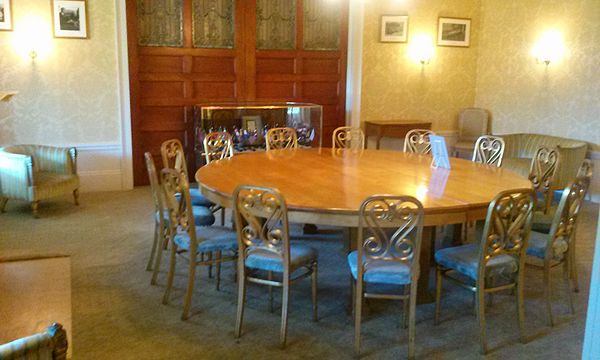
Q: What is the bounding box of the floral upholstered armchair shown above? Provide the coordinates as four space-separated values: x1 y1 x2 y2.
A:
0 145 80 217
0 323 68 360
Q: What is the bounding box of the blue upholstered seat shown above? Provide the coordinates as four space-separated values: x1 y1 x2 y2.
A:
347 251 412 285
157 205 215 227
245 243 317 272
526 231 568 260
173 226 238 253
175 187 213 207
435 244 518 281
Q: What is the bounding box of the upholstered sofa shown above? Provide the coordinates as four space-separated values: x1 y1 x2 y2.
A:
0 323 67 360
500 133 588 189
0 145 80 217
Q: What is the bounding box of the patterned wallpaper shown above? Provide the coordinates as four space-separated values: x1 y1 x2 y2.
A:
360 0 481 132
0 0 120 146
475 0 600 150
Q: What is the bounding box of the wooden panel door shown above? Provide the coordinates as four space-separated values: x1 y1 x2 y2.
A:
127 0 348 185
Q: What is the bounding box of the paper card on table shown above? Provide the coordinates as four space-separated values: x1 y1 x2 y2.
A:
430 135 451 169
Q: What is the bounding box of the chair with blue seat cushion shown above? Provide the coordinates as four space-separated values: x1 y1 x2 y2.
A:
202 131 235 225
349 195 424 359
434 188 535 355
526 173 591 326
160 168 237 320
144 153 216 287
233 185 318 348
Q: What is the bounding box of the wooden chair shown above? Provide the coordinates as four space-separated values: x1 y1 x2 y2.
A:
265 127 298 151
332 126 365 150
434 188 535 354
472 135 506 167
234 185 318 347
144 152 215 285
529 147 560 214
204 131 234 164
525 174 590 326
160 168 237 320
403 129 436 154
350 195 424 359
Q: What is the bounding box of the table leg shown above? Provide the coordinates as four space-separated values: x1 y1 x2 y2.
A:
375 127 383 150
417 226 436 304
344 227 358 253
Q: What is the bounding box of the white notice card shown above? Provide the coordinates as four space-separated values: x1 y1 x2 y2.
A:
430 135 451 169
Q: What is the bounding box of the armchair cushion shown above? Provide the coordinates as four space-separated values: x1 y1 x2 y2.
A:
347 250 411 285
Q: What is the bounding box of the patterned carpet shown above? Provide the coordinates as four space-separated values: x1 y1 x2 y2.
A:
0 188 598 359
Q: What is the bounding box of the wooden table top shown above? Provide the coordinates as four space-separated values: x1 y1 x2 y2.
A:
196 149 531 224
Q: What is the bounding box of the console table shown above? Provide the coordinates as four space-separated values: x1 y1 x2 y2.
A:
364 120 432 149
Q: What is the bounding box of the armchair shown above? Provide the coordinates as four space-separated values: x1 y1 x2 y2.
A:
0 323 67 360
0 145 80 217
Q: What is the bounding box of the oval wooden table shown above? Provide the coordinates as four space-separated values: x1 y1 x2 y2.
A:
196 148 532 302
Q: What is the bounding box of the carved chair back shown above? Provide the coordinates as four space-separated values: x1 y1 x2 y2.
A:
161 139 189 178
403 129 436 154
233 185 291 271
529 147 560 212
266 127 298 151
144 152 163 215
357 195 424 278
161 168 198 250
204 131 234 164
472 135 506 167
332 126 365 150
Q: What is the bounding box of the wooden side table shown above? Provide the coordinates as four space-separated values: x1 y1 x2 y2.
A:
364 120 432 149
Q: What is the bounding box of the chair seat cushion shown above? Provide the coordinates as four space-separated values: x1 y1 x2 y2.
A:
245 243 317 272
190 188 213 207
173 226 237 253
526 231 568 260
157 206 215 227
347 251 411 285
31 171 79 201
435 244 518 281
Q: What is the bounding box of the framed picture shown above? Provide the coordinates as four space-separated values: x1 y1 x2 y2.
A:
437 17 471 47
242 116 262 132
380 15 408 43
52 0 88 39
0 0 12 31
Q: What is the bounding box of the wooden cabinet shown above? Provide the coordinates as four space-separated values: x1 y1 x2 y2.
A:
127 0 349 184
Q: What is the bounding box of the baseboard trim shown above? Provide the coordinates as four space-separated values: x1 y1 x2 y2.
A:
72 144 123 192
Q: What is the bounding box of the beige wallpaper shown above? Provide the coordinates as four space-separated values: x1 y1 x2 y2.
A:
0 0 120 146
360 0 481 132
475 0 600 151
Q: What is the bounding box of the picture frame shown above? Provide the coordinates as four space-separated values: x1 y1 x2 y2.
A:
242 116 262 132
437 17 471 47
52 0 89 39
0 0 12 31
380 15 408 43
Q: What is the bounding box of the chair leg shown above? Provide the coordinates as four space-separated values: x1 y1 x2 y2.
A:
517 279 527 344
220 208 225 226
31 201 40 218
162 244 177 305
570 240 580 293
403 285 409 329
147 221 160 272
207 252 213 278
350 276 356 317
215 251 222 291
476 287 488 355
408 281 418 360
0 197 8 212
563 259 575 315
151 227 166 285
73 189 80 206
182 254 198 320
544 262 555 327
268 271 274 313
311 262 318 322
234 260 246 339
280 275 290 348
434 267 442 325
354 277 363 356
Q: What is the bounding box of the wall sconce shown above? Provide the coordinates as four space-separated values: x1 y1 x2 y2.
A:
409 34 434 65
12 16 52 62
532 30 566 66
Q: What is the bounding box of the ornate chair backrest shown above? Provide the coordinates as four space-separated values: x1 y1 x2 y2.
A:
233 185 291 272
546 175 590 260
478 189 534 283
161 168 198 250
161 139 189 178
458 108 489 141
266 127 298 151
577 159 593 180
144 152 163 215
204 131 234 164
357 196 424 277
529 147 560 212
404 129 436 154
472 135 506 167
332 126 365 150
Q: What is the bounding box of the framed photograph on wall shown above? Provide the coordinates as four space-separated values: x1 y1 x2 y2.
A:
52 0 88 39
437 17 471 47
380 15 408 43
0 0 12 31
